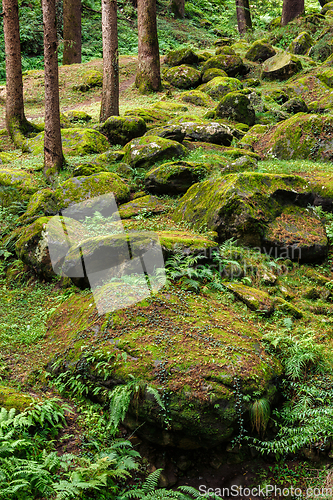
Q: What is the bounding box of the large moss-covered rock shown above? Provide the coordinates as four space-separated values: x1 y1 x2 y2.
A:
281 97 308 114
165 47 199 67
245 40 276 62
202 68 228 83
55 172 130 215
288 32 313 55
173 172 326 262
145 161 211 195
200 76 243 101
152 101 188 114
46 288 281 448
118 195 166 219
74 69 103 91
26 128 110 156
0 385 35 412
239 124 268 149
263 205 328 263
321 1 333 14
98 116 147 146
261 52 302 80
181 90 214 107
123 136 187 169
309 38 333 62
144 125 185 143
258 113 333 161
64 110 92 123
18 188 60 224
164 65 201 89
124 108 171 129
0 168 38 206
215 46 236 56
201 55 246 78
215 92 255 126
15 216 87 278
317 68 333 88
224 283 274 315
178 121 234 145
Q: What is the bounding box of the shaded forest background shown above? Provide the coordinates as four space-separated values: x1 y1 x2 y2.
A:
0 0 321 83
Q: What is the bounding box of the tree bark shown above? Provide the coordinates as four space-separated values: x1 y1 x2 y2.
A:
171 0 185 18
235 0 252 34
63 0 82 64
100 0 119 122
135 0 161 93
3 0 31 143
42 0 64 180
281 0 304 25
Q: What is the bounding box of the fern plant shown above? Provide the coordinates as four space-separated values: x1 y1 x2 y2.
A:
117 468 223 499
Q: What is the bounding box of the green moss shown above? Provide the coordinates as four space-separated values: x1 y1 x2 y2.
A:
245 40 276 62
274 297 303 318
199 76 243 101
201 55 245 77
64 110 92 122
261 52 302 80
152 101 188 113
165 47 199 67
98 116 147 146
118 195 166 219
0 385 35 412
18 188 60 224
215 91 255 126
0 168 39 207
289 31 313 55
224 282 274 315
124 108 171 129
26 128 110 156
202 68 228 83
55 172 130 208
145 160 211 194
164 65 201 89
123 135 187 169
158 230 218 251
239 124 269 149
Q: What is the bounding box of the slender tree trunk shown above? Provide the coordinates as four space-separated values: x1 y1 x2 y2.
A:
3 0 31 143
235 0 252 34
42 0 64 180
135 0 161 93
171 0 185 18
100 0 119 122
281 0 304 25
63 0 82 64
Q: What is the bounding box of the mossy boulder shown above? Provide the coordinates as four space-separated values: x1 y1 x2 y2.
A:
165 47 199 67
55 172 130 215
215 92 255 126
202 68 228 83
261 52 302 80
321 1 333 14
214 37 232 47
64 110 92 123
124 108 171 129
18 188 60 224
215 46 236 56
201 55 246 78
245 41 276 62
164 65 201 89
200 76 243 101
281 97 308 114
15 216 87 278
46 288 281 448
239 124 269 149
178 121 234 145
145 161 211 195
288 32 313 55
173 172 325 262
144 125 185 143
0 168 38 206
152 102 188 113
263 205 328 263
98 116 147 146
181 90 214 107
224 283 274 315
259 113 333 161
0 385 35 412
309 39 333 62
72 164 107 177
123 136 187 169
75 69 103 91
317 68 333 88
118 195 166 219
26 128 110 156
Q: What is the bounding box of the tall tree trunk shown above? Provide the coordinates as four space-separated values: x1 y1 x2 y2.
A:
100 0 119 122
3 0 31 144
63 0 82 64
42 0 64 180
171 0 185 18
235 0 252 34
135 0 161 93
281 0 304 25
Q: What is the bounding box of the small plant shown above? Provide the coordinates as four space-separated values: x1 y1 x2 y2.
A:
250 398 270 437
